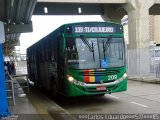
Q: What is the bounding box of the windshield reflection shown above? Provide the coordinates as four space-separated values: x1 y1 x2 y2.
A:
66 37 125 69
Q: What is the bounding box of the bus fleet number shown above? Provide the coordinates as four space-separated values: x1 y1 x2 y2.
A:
108 75 117 80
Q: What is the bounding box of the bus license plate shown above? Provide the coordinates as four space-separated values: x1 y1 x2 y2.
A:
96 86 106 91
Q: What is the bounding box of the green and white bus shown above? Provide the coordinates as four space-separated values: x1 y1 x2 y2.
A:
27 22 127 97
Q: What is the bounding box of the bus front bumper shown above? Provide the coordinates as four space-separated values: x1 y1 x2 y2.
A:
66 73 127 96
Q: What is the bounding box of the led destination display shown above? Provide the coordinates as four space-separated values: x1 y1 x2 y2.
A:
74 26 115 33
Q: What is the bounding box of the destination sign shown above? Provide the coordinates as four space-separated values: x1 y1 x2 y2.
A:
74 26 116 33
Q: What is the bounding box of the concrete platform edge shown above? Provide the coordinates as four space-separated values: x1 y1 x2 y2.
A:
47 100 76 120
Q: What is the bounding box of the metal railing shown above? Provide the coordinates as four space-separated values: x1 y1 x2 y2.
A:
6 73 15 105
127 47 160 81
6 72 30 106
12 74 29 93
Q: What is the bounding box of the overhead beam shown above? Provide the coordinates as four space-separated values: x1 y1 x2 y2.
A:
37 0 127 4
4 21 33 34
34 3 104 15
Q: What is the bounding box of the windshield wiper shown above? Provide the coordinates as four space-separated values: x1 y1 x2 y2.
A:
102 36 112 60
80 35 94 52
104 36 112 50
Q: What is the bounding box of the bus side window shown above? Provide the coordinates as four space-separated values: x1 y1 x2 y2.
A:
40 44 45 62
48 40 52 60
45 40 49 61
51 44 54 61
51 40 56 61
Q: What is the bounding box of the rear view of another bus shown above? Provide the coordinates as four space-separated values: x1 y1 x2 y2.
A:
64 22 127 96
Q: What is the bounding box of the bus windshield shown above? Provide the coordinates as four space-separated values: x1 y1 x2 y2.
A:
66 37 125 69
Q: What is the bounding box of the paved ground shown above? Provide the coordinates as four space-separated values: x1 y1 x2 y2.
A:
25 80 160 120
53 80 160 114
14 63 160 119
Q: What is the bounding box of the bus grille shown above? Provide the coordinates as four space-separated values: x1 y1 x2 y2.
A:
79 70 120 76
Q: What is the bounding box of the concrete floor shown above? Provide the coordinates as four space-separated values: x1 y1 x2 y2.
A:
8 64 160 120
56 81 160 114
7 67 53 120
7 79 43 120
25 80 160 120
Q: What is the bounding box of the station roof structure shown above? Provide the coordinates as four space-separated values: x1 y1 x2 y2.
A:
0 0 36 55
1 0 160 55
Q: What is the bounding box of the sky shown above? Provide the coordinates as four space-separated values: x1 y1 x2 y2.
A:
20 15 104 54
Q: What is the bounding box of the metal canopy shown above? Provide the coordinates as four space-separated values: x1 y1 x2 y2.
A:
0 0 36 55
0 0 36 42
0 0 125 55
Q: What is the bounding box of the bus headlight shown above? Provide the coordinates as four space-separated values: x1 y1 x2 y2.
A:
67 75 74 82
67 75 85 86
123 73 127 79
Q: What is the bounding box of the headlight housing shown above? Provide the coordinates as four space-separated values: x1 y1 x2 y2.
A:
67 74 85 86
123 73 127 79
67 75 74 82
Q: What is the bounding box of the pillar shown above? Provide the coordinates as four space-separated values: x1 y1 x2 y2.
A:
124 0 154 78
0 22 10 117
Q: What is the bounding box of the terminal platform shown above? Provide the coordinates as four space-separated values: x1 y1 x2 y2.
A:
7 76 44 120
4 67 54 120
4 66 72 120
3 64 160 120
